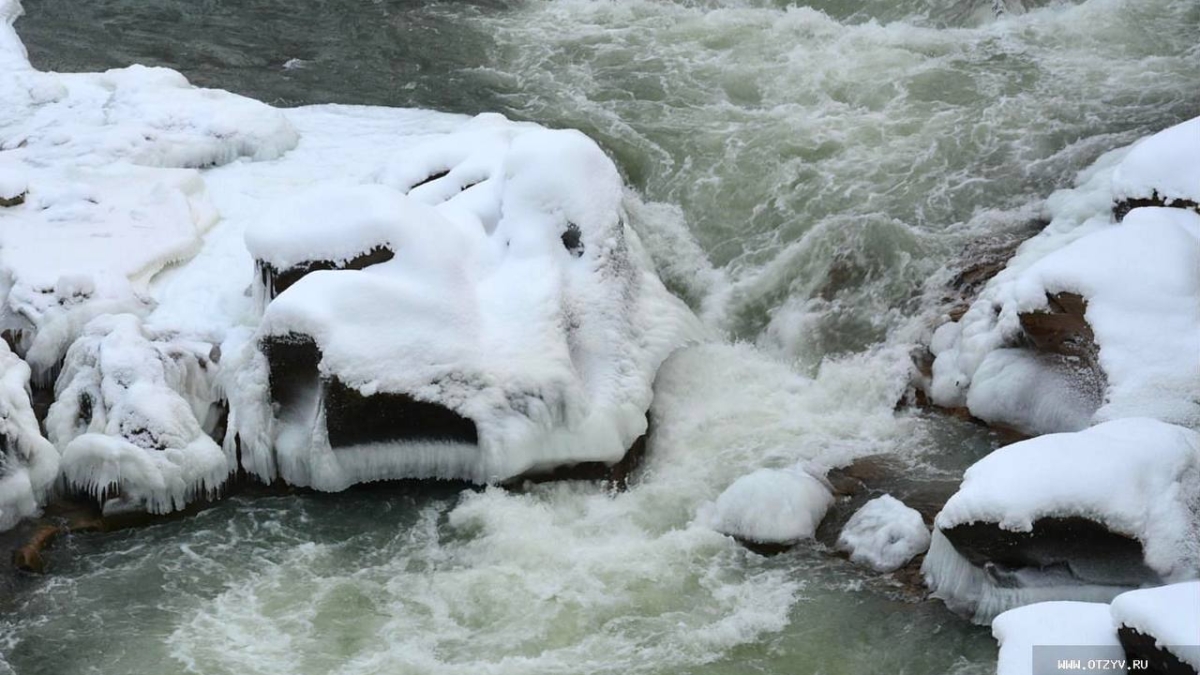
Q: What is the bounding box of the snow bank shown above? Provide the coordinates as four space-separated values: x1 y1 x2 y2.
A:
231 119 701 489
700 468 833 545
837 494 930 572
1112 116 1200 213
929 122 1200 434
992 602 1122 675
47 315 228 514
1111 582 1200 670
0 340 58 530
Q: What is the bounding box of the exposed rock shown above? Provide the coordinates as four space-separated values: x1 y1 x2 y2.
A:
255 244 395 301
1118 627 1198 675
1016 292 1097 365
1114 191 1200 222
0 190 24 207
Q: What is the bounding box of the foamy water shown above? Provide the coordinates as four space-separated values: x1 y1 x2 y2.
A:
4 0 1199 672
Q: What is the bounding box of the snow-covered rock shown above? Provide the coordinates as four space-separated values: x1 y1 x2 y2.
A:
992 602 1123 675
47 315 228 514
229 119 701 490
701 468 833 547
0 341 58 530
837 494 930 572
922 418 1200 623
0 165 25 205
1112 116 1200 219
930 203 1200 435
1111 582 1200 674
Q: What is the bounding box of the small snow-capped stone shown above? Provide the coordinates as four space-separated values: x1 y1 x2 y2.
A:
703 467 833 546
837 494 930 572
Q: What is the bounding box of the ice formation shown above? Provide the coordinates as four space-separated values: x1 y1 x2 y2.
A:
991 602 1122 675
0 0 294 381
700 467 833 546
929 120 1200 434
47 315 228 514
923 418 1200 623
229 117 701 490
1111 582 1200 671
836 494 930 572
0 341 58 530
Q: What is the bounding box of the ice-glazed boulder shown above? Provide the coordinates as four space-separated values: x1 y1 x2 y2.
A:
929 205 1200 436
1111 582 1200 675
0 341 58 530
47 314 229 514
922 418 1200 623
229 118 700 490
837 494 930 572
1112 117 1200 220
700 468 833 551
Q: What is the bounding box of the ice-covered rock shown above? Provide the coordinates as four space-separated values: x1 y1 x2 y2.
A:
229 120 701 490
992 602 1122 675
47 314 228 514
922 418 1200 623
930 200 1200 435
1111 582 1200 674
1112 117 1200 220
837 494 930 572
0 341 58 531
701 467 833 548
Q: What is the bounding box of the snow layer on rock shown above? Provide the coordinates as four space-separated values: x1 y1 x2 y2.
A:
47 315 228 514
234 119 702 489
1110 582 1200 670
0 340 58 530
929 128 1200 433
0 165 25 200
992 602 1122 675
0 6 295 378
921 530 1129 624
937 418 1200 579
1112 116 1200 208
700 468 833 545
837 494 930 572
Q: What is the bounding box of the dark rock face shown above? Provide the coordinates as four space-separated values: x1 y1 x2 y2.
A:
1118 626 1198 675
1114 192 1200 222
503 433 648 491
262 332 321 411
323 378 478 448
942 517 1160 588
0 192 25 208
1017 292 1098 366
257 245 395 300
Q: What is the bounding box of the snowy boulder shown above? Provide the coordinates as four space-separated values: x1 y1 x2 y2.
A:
837 494 930 572
930 205 1200 435
1112 117 1200 221
992 602 1123 675
922 418 1200 623
1111 582 1200 675
701 468 833 551
0 166 26 206
229 121 700 490
47 314 229 514
0 341 58 531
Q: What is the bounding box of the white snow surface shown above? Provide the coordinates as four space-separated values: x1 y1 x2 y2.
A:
1110 582 1200 669
837 494 930 572
937 418 1200 579
929 126 1200 434
700 467 833 545
992 602 1122 675
0 3 293 380
0 340 58 530
47 315 228 514
238 118 702 488
1112 116 1200 209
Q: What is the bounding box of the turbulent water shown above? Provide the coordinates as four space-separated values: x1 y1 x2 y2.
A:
5 0 1200 673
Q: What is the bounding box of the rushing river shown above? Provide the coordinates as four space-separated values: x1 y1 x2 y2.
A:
5 0 1200 673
